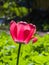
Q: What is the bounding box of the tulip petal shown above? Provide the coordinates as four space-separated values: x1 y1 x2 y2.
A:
16 22 26 43
24 29 35 44
32 37 38 43
17 27 25 43
29 24 36 34
17 21 27 25
10 21 17 42
24 24 36 44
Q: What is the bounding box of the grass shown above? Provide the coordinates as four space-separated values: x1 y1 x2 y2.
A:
0 31 49 65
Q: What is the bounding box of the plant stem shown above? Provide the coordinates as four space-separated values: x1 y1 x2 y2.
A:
16 43 21 65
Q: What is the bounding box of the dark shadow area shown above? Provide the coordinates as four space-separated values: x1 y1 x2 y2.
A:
20 8 49 31
0 0 49 31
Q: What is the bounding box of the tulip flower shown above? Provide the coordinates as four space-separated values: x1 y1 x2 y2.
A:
10 20 38 65
10 20 37 44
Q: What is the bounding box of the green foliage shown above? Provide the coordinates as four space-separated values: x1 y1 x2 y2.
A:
0 1 28 19
0 32 49 65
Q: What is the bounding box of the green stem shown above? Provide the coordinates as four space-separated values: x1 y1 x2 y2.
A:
16 43 21 65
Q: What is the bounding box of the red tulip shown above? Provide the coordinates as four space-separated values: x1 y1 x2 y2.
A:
10 20 37 44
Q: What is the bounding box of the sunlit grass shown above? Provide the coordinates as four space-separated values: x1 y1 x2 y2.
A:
0 32 49 65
